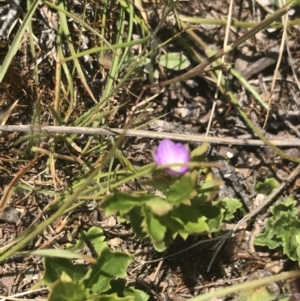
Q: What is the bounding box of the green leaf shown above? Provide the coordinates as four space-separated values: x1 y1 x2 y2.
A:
141 206 166 243
145 198 173 216
158 214 183 234
283 226 300 261
190 142 210 161
254 197 300 253
66 237 86 252
256 178 279 194
166 174 196 204
93 293 134 301
270 196 297 216
197 203 223 232
153 240 169 252
48 278 86 301
42 257 86 285
123 287 149 301
157 53 190 70
109 279 149 301
179 216 209 239
172 205 210 238
66 226 106 255
216 197 243 221
83 226 107 256
196 178 222 203
128 207 147 238
255 229 282 249
83 246 132 294
100 191 165 215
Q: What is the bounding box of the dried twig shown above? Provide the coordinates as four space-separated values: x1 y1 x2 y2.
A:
1 124 300 147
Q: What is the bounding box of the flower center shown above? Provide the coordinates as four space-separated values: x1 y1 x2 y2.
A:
170 160 184 172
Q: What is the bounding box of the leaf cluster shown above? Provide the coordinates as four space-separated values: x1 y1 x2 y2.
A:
255 197 300 263
42 226 148 301
100 143 242 251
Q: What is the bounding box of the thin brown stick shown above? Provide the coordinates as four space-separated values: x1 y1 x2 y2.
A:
1 124 300 147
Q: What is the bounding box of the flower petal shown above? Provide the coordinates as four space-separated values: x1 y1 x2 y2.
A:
153 139 190 175
154 139 175 165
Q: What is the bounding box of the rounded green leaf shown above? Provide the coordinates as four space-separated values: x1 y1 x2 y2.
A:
255 178 279 195
157 53 190 70
141 206 166 243
166 174 196 204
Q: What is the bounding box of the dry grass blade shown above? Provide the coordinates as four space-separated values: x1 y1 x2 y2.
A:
263 0 290 128
0 99 18 126
205 0 234 136
0 154 43 212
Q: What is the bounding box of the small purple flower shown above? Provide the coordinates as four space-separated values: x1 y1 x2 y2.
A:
153 139 190 175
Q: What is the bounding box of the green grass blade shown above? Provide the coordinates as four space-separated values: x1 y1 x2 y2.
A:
0 0 39 82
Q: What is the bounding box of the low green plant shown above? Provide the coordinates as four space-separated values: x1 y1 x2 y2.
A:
122 51 191 83
255 196 300 264
42 226 149 301
39 223 300 301
100 141 242 251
